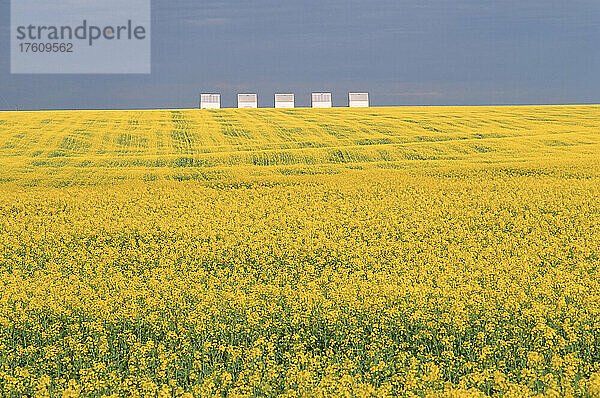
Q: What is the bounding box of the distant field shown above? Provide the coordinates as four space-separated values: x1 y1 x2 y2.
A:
1 105 599 185
1 106 600 397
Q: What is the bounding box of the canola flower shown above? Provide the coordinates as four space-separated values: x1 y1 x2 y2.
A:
0 106 599 397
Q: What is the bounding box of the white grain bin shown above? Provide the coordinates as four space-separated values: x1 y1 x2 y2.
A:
238 94 258 109
200 94 221 109
312 93 332 108
349 93 369 108
275 94 295 109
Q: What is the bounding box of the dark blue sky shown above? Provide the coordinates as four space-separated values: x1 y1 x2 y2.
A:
1 0 599 110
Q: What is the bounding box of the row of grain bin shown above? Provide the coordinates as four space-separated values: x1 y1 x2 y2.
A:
200 93 369 109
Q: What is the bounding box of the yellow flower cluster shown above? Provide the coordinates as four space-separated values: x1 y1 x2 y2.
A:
0 106 599 396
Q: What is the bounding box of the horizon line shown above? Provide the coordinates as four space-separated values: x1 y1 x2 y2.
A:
1 103 599 112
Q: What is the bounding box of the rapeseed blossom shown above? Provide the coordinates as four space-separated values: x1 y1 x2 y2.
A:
0 106 599 396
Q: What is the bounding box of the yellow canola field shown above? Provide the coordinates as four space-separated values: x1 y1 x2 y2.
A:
0 106 600 397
